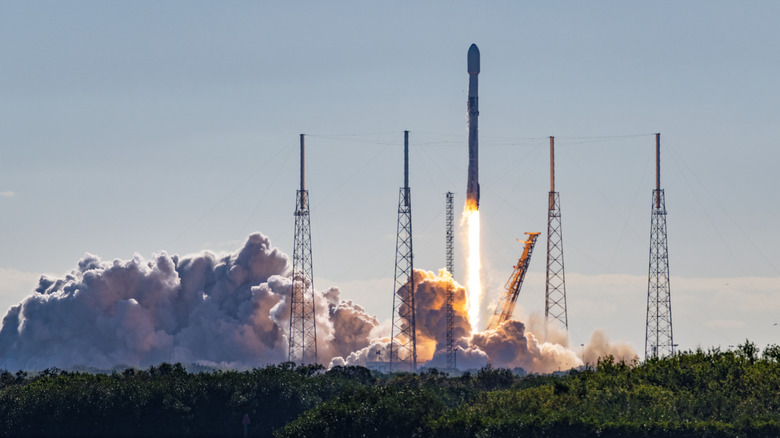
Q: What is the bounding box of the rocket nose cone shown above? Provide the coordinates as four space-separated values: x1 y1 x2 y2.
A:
468 44 480 75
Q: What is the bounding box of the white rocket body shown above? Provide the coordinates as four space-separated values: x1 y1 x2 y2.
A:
467 44 480 209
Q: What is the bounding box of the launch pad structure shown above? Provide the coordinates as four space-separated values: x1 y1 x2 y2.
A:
281 44 676 371
289 134 318 364
445 192 455 370
487 232 541 331
390 131 417 372
645 133 674 358
446 192 454 277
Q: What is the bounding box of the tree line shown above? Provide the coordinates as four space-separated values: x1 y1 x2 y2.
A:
1 341 779 437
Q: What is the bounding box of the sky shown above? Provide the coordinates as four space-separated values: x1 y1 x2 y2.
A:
2 1 779 360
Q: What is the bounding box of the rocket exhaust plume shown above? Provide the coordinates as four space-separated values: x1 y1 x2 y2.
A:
465 209 481 330
0 233 632 373
465 43 482 331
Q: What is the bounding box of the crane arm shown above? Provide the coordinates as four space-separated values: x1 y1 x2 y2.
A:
486 232 541 331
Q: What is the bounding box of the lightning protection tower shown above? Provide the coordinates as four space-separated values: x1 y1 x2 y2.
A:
545 136 569 332
445 191 456 370
390 131 417 372
289 134 317 364
645 133 674 359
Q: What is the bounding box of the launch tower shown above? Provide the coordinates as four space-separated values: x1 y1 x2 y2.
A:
545 136 569 331
445 191 455 370
289 134 318 364
390 131 417 372
645 133 674 358
446 192 454 276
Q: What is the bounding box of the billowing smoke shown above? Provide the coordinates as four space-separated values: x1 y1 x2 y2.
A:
410 268 583 373
328 268 626 373
319 289 380 361
426 345 490 371
328 269 473 368
470 320 581 372
329 337 391 368
0 234 634 373
406 269 471 362
581 329 638 365
0 233 374 370
526 312 570 347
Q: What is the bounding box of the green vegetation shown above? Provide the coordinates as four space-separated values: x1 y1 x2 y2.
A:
2 341 780 437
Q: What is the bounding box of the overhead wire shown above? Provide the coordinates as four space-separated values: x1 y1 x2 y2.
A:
562 144 646 242
563 151 651 341
662 139 780 329
238 143 296 239
219 131 667 331
167 138 296 248
665 143 779 276
312 142 393 208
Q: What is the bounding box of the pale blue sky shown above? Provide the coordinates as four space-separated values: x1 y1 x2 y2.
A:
2 2 779 357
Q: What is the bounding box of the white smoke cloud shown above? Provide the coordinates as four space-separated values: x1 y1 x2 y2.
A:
327 268 473 368
327 268 635 374
397 268 582 373
0 234 288 370
319 289 380 362
581 329 637 365
469 320 581 373
408 269 472 362
0 233 379 371
0 234 634 373
329 337 391 368
526 312 570 348
425 345 489 371
328 268 585 373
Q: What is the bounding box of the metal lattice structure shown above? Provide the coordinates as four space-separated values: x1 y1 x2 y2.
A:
545 136 568 331
446 192 454 276
390 131 416 372
289 134 317 365
487 232 541 331
445 191 455 370
645 133 674 359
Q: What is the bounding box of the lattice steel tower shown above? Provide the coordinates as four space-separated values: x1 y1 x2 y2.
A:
645 133 674 359
545 136 568 331
445 191 456 370
390 131 417 372
289 134 317 364
446 192 454 276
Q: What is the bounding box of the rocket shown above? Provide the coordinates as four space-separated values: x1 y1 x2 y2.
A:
466 43 480 209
